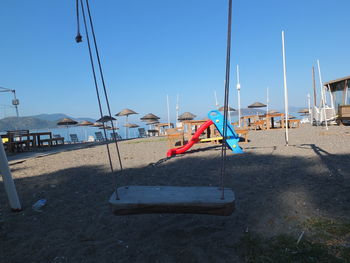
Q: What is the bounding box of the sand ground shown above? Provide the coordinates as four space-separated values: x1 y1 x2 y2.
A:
1 125 350 262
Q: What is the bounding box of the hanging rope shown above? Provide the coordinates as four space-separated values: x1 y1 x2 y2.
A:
84 0 124 173
75 0 82 43
77 0 121 199
220 0 233 200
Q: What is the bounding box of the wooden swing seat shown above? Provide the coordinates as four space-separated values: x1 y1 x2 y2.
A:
109 186 235 216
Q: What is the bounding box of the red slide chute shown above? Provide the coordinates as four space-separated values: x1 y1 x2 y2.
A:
167 120 214 157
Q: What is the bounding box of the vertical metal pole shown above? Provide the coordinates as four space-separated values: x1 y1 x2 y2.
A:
0 140 21 211
166 94 170 128
282 30 289 146
266 87 269 114
214 90 219 109
236 65 241 127
307 93 312 123
176 94 179 126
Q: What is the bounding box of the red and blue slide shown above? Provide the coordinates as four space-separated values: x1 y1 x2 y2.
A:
167 110 243 157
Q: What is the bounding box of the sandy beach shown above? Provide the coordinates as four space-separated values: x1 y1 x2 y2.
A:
1 125 350 262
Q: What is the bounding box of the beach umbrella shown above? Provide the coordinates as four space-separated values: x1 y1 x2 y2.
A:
92 122 103 127
96 115 116 123
178 112 196 121
268 110 279 114
124 123 139 138
57 118 78 141
115 108 138 139
247 102 267 108
78 120 94 141
248 102 267 117
140 113 160 121
99 125 111 129
218 106 236 112
298 108 310 114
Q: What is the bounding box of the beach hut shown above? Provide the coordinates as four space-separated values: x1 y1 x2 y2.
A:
324 76 350 124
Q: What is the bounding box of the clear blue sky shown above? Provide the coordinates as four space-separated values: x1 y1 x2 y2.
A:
0 0 349 123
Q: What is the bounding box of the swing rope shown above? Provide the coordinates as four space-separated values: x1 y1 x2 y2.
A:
220 0 233 200
76 0 123 199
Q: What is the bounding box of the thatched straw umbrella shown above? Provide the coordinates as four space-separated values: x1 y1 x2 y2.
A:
124 123 139 138
78 120 94 141
57 118 78 141
178 112 196 121
298 108 310 114
218 106 236 112
115 109 138 139
248 102 267 116
218 106 236 123
140 113 160 121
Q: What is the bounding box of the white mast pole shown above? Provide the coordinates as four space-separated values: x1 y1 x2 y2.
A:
266 87 269 114
307 93 312 123
0 140 21 211
282 30 289 146
214 90 219 109
166 94 170 128
236 65 241 127
176 94 179 126
317 59 328 130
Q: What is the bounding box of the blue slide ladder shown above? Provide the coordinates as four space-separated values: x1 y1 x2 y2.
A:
208 110 244 154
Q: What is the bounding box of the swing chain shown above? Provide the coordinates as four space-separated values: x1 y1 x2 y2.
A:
150 157 172 167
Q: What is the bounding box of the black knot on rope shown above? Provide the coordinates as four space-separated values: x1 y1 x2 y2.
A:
75 34 83 43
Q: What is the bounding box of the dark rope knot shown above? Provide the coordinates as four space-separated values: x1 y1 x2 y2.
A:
75 34 83 43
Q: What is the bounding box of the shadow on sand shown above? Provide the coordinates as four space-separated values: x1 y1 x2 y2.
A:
1 145 349 262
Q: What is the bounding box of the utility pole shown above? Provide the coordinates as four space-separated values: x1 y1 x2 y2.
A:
0 87 19 117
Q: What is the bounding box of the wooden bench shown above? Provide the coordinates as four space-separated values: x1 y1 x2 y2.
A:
166 128 184 149
6 130 33 152
236 129 249 143
338 105 350 125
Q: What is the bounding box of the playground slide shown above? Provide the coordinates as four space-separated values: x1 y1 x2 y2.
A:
167 110 244 157
167 120 213 157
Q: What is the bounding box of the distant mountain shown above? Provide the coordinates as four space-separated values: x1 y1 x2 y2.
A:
31 113 71 122
30 113 96 123
0 117 57 132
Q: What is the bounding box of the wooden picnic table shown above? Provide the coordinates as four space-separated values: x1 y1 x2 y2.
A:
181 120 214 141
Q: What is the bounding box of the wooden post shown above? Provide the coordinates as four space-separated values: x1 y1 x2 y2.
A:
0 139 21 211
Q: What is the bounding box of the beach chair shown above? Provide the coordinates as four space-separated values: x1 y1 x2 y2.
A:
95 131 104 141
69 134 79 143
110 132 122 141
52 134 65 145
138 128 147 138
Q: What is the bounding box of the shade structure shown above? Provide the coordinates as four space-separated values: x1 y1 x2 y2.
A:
78 120 94 141
92 122 103 127
57 118 78 126
298 108 310 114
96 115 116 123
268 110 279 114
99 125 111 129
178 112 196 121
57 118 78 142
123 123 139 128
248 102 267 108
115 108 138 117
77 120 94 126
140 113 160 121
107 126 119 130
116 109 138 139
218 106 236 112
